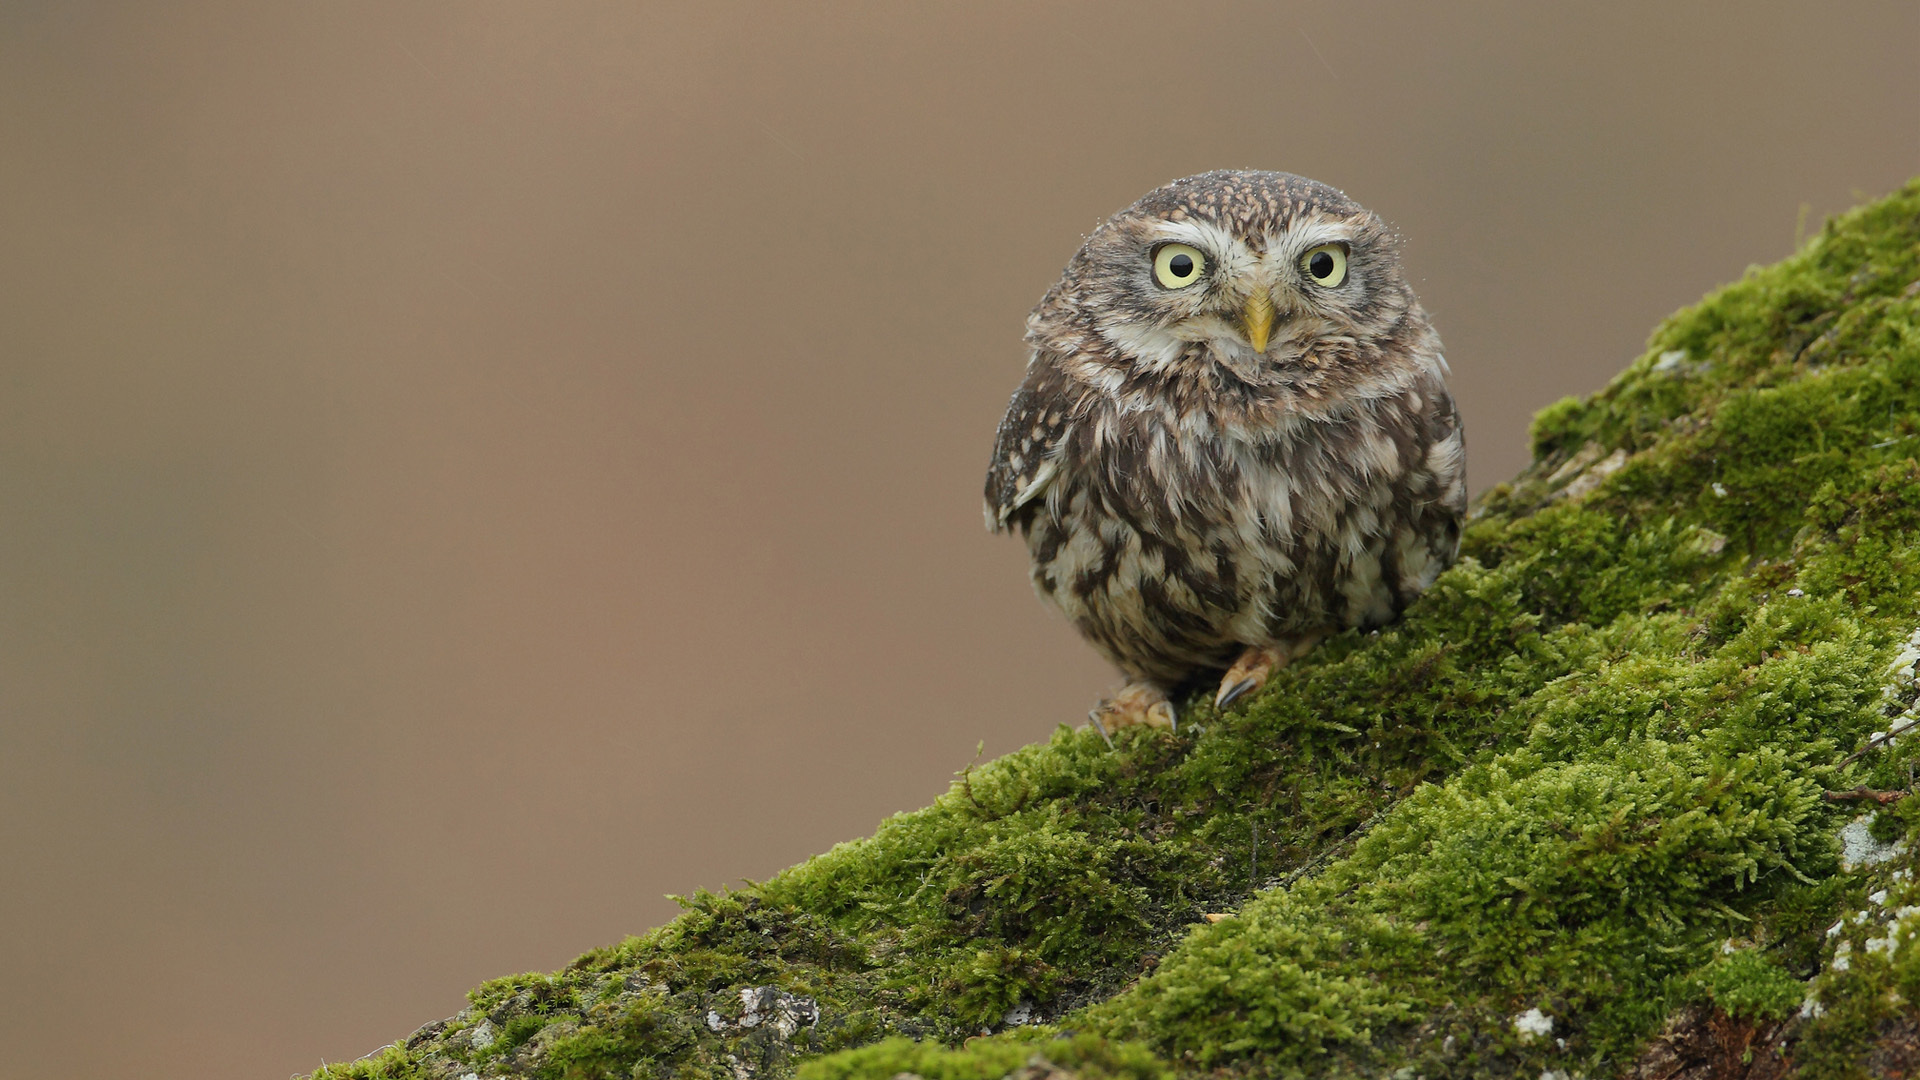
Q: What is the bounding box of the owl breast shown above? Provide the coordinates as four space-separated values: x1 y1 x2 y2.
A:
1018 371 1464 688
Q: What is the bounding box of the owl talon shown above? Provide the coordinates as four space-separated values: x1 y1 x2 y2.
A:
1088 682 1177 743
1214 635 1326 710
1214 647 1283 709
1087 711 1115 748
1215 677 1259 709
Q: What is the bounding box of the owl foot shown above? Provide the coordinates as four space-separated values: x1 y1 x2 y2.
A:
1088 682 1177 745
1215 635 1326 710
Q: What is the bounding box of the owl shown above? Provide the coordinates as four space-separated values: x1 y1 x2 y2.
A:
985 170 1465 735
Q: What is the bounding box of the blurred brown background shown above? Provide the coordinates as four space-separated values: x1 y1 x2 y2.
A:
0 3 1914 1077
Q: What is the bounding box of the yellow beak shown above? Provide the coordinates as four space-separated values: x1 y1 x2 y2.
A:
1242 291 1275 353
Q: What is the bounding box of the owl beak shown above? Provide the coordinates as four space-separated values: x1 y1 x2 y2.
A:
1242 292 1275 353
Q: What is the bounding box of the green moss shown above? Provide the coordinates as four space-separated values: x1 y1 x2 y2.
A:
1700 949 1806 1021
794 1032 1170 1080
1526 394 1587 458
310 1044 423 1080
309 180 1920 1079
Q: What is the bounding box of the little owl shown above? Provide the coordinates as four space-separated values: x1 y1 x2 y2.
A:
985 170 1465 734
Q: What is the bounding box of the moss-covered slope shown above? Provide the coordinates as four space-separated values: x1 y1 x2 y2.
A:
316 180 1920 1080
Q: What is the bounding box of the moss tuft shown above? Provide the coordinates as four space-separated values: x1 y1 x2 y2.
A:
1699 949 1806 1022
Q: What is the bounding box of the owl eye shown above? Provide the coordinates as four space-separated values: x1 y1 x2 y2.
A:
1302 243 1348 287
1152 243 1207 289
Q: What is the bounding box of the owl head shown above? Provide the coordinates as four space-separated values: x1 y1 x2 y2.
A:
1028 170 1429 405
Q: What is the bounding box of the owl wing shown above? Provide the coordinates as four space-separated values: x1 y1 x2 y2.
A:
984 366 1076 533
1387 373 1469 598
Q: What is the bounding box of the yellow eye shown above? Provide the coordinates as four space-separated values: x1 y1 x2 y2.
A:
1152 243 1206 289
1302 243 1348 287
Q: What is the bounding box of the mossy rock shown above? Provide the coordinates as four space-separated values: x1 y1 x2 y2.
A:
313 180 1920 1080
